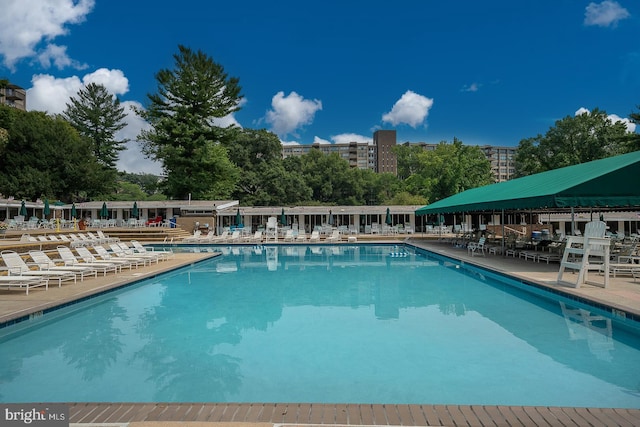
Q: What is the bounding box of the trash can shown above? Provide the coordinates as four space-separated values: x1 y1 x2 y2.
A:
170 217 177 228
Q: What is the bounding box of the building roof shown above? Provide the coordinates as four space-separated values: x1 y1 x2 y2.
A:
416 151 640 215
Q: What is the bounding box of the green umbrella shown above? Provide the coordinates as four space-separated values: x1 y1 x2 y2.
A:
235 209 243 227
100 202 109 219
19 200 27 217
43 199 51 218
328 210 334 226
385 207 392 225
132 201 139 219
71 203 77 219
280 208 287 226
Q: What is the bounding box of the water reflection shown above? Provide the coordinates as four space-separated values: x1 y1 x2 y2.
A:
560 302 614 361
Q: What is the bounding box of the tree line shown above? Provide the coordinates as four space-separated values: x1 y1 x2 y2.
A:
0 48 638 206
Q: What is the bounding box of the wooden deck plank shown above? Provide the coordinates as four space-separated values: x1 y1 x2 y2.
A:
282 403 301 424
496 406 527 427
244 403 265 422
430 405 454 426
409 405 432 426
613 408 640 426
372 404 388 424
358 404 375 425
347 403 362 425
61 403 640 426
395 404 416 425
231 403 251 422
255 403 274 423
444 405 469 426
297 403 313 424
522 406 552 426
547 406 580 427
335 403 349 424
384 404 401 425
469 406 497 427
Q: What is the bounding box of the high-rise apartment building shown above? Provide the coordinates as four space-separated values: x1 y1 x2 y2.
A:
373 130 397 174
0 82 26 110
281 130 517 182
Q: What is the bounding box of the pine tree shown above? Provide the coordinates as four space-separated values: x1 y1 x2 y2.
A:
136 45 241 200
63 83 128 169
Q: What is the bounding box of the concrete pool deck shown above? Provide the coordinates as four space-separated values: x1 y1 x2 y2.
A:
1 240 639 426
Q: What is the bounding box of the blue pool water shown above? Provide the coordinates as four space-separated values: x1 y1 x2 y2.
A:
1 244 639 407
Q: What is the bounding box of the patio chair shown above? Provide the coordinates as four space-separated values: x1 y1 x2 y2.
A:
309 230 320 243
1 250 76 286
467 237 487 257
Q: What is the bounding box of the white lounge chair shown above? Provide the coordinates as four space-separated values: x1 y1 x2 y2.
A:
108 243 154 266
283 229 295 242
309 230 320 243
1 250 76 286
90 245 138 270
0 276 48 294
130 240 173 260
28 250 98 281
326 229 342 242
57 246 119 276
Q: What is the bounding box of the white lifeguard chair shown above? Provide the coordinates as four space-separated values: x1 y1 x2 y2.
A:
265 216 278 242
557 221 610 288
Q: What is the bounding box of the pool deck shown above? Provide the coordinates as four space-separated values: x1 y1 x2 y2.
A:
1 239 640 426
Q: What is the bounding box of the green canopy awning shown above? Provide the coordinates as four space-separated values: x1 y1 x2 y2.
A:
416 151 640 215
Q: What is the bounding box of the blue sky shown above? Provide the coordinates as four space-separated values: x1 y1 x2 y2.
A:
1 1 638 174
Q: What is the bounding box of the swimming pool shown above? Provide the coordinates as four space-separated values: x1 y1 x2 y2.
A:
1 244 639 407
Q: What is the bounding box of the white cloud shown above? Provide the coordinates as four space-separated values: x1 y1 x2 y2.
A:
26 70 162 174
211 98 246 129
83 68 129 95
312 136 332 145
575 107 636 133
461 82 481 92
115 101 162 175
584 1 630 27
330 133 372 145
36 44 87 70
382 90 434 128
265 91 322 136
27 68 130 114
0 0 94 70
280 139 301 146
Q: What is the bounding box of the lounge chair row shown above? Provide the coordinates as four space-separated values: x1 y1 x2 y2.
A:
0 241 174 295
182 229 350 244
20 230 120 247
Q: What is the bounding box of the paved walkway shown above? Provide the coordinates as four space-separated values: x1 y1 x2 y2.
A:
1 239 639 426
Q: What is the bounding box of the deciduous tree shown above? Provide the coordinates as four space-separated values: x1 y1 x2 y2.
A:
515 108 632 176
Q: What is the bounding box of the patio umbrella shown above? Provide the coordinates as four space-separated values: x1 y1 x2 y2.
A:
19 200 27 217
132 201 139 219
71 203 77 219
328 210 334 226
100 202 108 219
235 209 243 227
280 208 287 226
385 207 392 225
43 199 51 218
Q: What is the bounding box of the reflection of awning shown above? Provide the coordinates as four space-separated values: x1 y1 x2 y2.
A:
416 151 640 215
